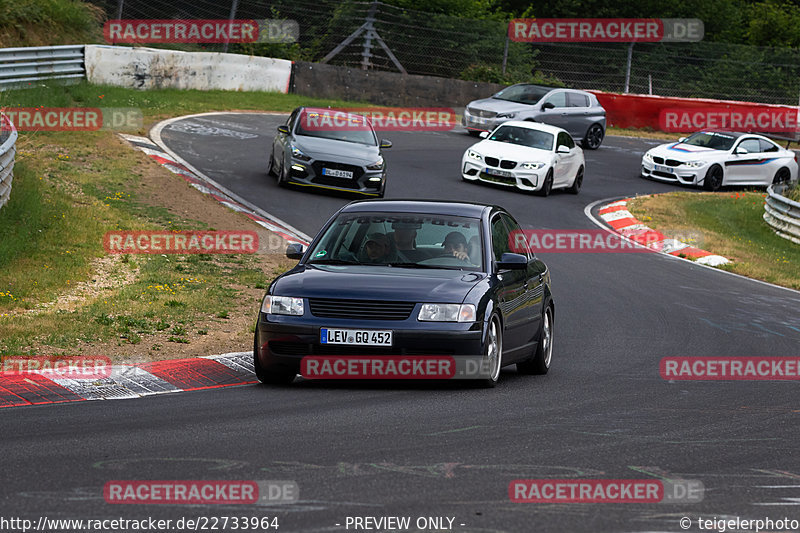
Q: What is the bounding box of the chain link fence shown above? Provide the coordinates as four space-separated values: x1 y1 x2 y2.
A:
88 0 800 105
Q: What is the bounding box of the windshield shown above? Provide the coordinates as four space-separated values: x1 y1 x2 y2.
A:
492 84 552 105
294 110 378 146
307 212 484 271
488 125 554 150
680 132 737 151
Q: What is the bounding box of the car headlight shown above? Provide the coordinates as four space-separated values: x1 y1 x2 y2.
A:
643 152 654 163
683 160 705 168
417 303 476 322
467 150 482 161
291 145 311 161
261 296 304 316
521 162 546 170
496 112 516 119
366 156 384 170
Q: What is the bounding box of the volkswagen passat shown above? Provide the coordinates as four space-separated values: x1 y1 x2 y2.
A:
463 83 606 149
268 106 392 197
254 200 554 387
641 131 799 191
461 121 585 196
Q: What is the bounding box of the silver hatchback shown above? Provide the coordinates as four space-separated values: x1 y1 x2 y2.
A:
463 84 607 149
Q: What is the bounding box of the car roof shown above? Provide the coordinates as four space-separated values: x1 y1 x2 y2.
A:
341 199 495 218
494 120 566 134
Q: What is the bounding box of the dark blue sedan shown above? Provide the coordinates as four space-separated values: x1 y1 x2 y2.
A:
254 200 554 387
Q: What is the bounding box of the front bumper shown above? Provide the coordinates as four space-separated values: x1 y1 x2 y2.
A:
461 158 542 192
641 159 702 186
255 313 484 374
462 109 509 132
285 156 385 196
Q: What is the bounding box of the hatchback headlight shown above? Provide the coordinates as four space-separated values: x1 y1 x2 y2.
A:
291 146 311 161
467 150 482 161
683 160 705 168
366 156 384 170
496 112 516 119
418 303 476 322
522 162 546 170
261 296 304 316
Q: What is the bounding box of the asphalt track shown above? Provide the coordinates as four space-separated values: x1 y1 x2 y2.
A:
2 113 799 533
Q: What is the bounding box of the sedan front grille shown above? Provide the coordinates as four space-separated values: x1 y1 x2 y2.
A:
485 156 500 167
500 160 517 169
653 156 664 164
665 159 682 167
308 298 416 320
468 107 496 119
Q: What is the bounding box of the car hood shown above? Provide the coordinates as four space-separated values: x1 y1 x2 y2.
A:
273 265 487 303
467 98 534 113
471 139 553 161
293 135 380 162
649 141 723 160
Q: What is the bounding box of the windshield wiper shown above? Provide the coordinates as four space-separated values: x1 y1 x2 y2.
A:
309 258 364 266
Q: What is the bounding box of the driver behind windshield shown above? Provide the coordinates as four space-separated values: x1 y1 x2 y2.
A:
443 231 470 261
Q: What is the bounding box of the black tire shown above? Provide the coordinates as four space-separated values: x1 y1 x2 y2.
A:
535 170 553 197
478 314 503 388
703 165 724 192
276 159 289 188
517 303 553 375
568 165 583 194
773 167 791 185
581 124 604 150
253 333 296 385
267 151 276 177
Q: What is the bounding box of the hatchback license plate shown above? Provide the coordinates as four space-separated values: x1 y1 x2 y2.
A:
322 168 354 179
321 328 393 346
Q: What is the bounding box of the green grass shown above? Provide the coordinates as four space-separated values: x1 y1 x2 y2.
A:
629 191 800 289
0 0 103 47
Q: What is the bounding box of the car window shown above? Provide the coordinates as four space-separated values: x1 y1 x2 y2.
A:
759 139 780 152
737 139 761 153
490 215 511 262
489 125 554 150
557 132 575 149
543 91 567 108
567 92 589 107
294 109 378 146
287 109 299 128
499 213 530 259
682 132 737 150
492 84 551 105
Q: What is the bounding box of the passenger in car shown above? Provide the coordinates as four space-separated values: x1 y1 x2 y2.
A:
361 233 395 263
389 221 427 262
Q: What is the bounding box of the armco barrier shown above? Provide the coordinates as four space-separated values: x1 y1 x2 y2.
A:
764 184 800 245
0 45 85 89
84 45 292 92
591 91 800 139
0 114 17 211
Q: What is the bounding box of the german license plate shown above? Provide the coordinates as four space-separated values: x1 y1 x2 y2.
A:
321 328 393 346
485 168 513 178
322 168 353 179
654 164 671 173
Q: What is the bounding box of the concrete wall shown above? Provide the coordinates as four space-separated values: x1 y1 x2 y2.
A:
85 45 292 92
291 61 504 107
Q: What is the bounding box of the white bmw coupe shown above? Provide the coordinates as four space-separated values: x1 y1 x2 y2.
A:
641 131 798 191
461 121 585 196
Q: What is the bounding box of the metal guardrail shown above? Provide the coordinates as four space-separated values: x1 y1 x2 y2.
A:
764 184 800 245
0 45 85 89
0 114 17 211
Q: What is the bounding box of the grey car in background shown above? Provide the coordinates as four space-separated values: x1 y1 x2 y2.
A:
463 84 607 149
269 106 391 197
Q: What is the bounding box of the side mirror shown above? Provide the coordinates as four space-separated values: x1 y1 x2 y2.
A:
735 146 748 155
556 145 570 154
277 125 290 135
497 252 527 270
286 243 305 260
541 102 555 111
678 137 687 143
479 131 489 139
380 139 392 149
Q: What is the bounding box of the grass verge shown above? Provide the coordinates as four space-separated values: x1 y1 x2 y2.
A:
628 191 800 290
